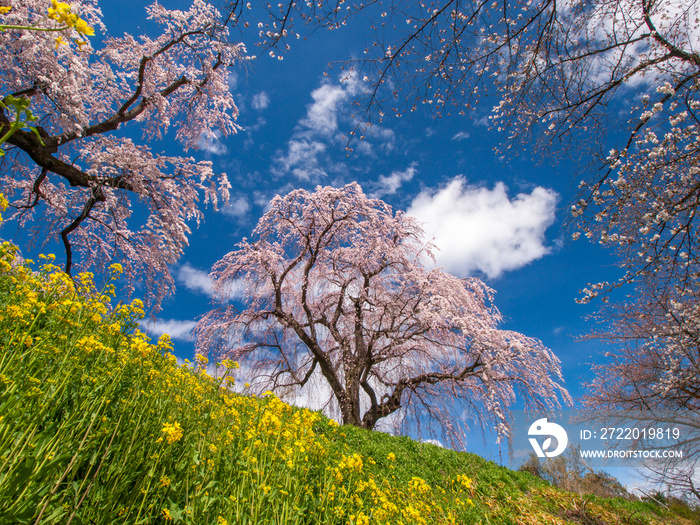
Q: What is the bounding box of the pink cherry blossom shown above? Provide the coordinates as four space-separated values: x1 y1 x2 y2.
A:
0 0 242 310
196 182 570 444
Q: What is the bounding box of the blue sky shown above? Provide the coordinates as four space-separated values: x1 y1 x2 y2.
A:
110 1 620 413
105 0 622 396
9 0 644 475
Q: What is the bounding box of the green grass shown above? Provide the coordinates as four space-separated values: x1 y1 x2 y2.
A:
0 240 694 525
337 425 692 525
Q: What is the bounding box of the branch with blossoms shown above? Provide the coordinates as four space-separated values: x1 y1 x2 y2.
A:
0 1 94 49
0 0 243 311
0 2 95 155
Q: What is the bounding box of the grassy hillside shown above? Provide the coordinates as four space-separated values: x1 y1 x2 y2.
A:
0 240 694 525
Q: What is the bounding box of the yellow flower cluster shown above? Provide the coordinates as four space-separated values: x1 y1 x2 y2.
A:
314 442 481 525
0 223 482 524
455 473 473 491
0 2 96 52
161 422 184 444
338 453 364 472
47 0 94 36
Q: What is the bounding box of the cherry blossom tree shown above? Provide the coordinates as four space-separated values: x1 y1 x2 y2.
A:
582 284 700 459
195 182 570 442
0 0 243 308
582 292 700 500
284 0 700 460
574 83 700 442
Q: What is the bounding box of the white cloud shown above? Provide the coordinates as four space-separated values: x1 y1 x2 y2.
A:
452 131 470 141
227 71 238 91
274 139 327 181
376 128 395 152
407 177 558 278
299 83 348 137
243 115 267 133
221 196 250 218
251 91 270 111
197 130 227 155
273 73 370 181
141 318 197 342
370 163 417 198
298 73 362 138
355 140 373 156
474 114 491 127
177 263 215 296
177 262 246 301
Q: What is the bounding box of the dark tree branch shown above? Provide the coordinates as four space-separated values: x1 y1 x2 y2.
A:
61 189 102 275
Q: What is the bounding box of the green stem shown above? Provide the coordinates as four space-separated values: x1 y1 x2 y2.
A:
0 123 20 145
0 24 70 33
33 407 102 524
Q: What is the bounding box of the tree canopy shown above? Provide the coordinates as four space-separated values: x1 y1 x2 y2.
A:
0 0 243 309
196 183 570 443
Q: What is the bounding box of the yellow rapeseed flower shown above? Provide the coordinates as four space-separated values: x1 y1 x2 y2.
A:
109 262 123 275
408 476 431 495
161 421 184 444
157 333 174 352
338 453 363 472
0 6 12 14
129 299 145 318
221 359 239 369
74 17 94 36
355 513 370 525
47 0 74 25
456 473 473 490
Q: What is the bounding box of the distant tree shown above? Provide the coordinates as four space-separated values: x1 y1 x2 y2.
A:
642 457 700 506
0 0 243 309
519 449 587 494
195 183 569 443
580 470 630 500
519 449 629 499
